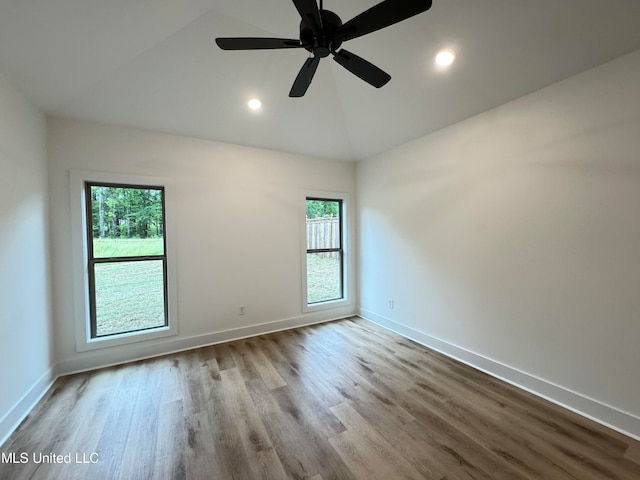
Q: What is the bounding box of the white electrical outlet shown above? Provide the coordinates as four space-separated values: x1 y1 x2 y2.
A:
239 305 245 315
388 299 394 309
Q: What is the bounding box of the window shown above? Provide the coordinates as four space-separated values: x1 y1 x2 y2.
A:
71 171 177 351
304 196 347 308
85 183 168 338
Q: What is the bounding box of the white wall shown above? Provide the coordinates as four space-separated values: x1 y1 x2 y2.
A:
357 50 640 438
0 74 54 444
48 118 356 373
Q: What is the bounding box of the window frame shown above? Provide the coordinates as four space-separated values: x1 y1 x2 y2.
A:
302 191 352 312
71 171 178 352
84 181 169 338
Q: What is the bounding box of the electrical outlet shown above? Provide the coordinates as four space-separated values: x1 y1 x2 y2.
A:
239 305 245 315
388 299 394 309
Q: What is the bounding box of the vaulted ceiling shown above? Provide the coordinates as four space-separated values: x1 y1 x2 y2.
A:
1 0 640 160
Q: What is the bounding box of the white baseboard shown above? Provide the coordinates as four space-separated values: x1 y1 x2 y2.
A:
57 308 356 376
358 308 640 441
0 367 56 448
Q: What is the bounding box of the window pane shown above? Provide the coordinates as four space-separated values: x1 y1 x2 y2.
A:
94 260 166 337
307 252 342 304
306 200 340 250
90 185 164 258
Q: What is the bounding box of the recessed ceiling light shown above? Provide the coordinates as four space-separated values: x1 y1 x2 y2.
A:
248 98 262 110
435 49 456 67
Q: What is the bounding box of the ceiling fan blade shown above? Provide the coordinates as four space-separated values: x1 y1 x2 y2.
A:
289 56 321 97
334 0 432 43
333 49 391 88
215 37 302 50
292 0 323 35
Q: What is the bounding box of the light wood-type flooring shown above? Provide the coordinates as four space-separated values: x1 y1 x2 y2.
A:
1 317 639 479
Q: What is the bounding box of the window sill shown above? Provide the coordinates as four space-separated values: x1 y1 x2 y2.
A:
302 297 352 313
76 325 178 353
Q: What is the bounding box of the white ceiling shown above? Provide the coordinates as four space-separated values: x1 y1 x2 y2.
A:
1 0 640 160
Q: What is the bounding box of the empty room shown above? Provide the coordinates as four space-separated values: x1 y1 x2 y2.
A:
1 1 640 479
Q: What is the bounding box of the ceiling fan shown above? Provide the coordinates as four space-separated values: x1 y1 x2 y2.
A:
215 0 433 97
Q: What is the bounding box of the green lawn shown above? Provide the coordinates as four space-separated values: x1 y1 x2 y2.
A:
92 238 165 336
93 237 164 258
307 254 342 304
94 260 166 336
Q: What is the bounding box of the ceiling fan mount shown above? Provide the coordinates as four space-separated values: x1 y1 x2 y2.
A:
299 9 342 58
215 0 433 97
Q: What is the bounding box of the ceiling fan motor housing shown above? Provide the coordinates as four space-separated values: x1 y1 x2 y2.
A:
300 10 343 58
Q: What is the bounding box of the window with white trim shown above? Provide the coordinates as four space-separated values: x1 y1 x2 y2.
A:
303 193 350 311
71 171 178 351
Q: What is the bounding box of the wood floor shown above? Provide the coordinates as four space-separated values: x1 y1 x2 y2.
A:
1 317 639 480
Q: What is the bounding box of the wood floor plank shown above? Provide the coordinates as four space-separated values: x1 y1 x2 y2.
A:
328 383 457 480
270 330 353 407
1 317 639 480
183 410 224 480
191 364 238 480
328 401 427 480
254 335 347 438
244 377 356 480
152 399 186 480
218 367 288 480
213 342 237 371
243 338 287 390
625 444 640 465
227 341 261 383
